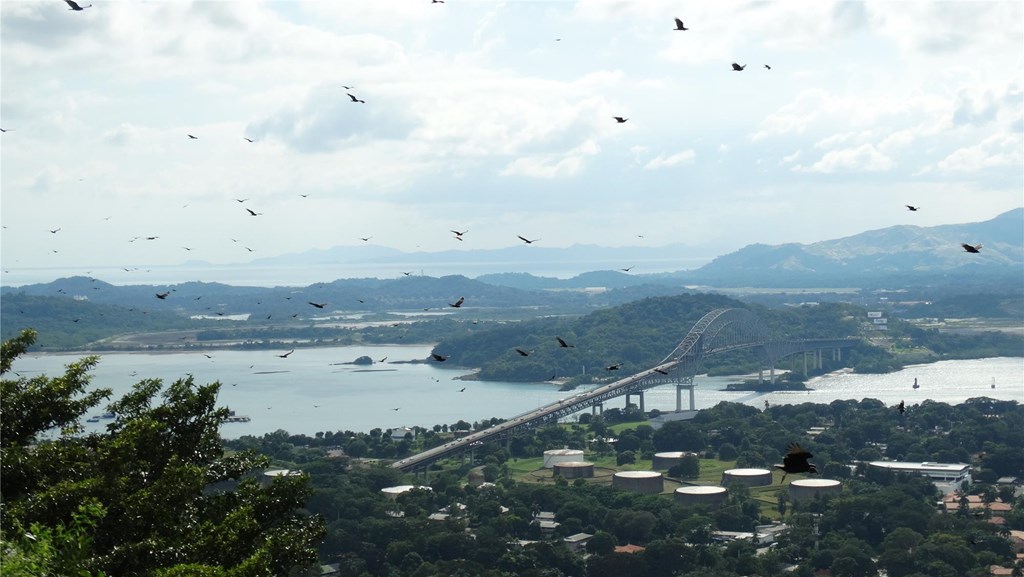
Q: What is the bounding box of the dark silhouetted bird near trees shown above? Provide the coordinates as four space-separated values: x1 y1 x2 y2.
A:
774 443 817 482
897 400 906 415
556 336 574 348
308 301 326 309
155 291 170 299
449 297 464 308
430 353 448 362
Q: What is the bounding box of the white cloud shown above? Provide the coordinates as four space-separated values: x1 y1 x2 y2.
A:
500 140 599 178
796 143 895 173
643 149 695 170
931 134 1023 173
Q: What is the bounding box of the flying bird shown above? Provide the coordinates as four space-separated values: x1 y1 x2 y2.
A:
517 235 540 244
449 297 465 308
234 198 249 203
187 134 198 139
155 292 170 300
906 205 919 211
897 400 906 415
49 228 61 234
515 348 533 357
65 0 92 10
308 301 327 309
555 336 574 348
731 63 746 71
961 243 982 253
243 137 256 143
430 353 448 362
620 266 634 272
451 229 468 238
613 116 628 123
458 387 466 392
392 407 400 411
653 368 670 375
347 93 365 103
0 128 13 132
277 349 295 358
774 443 817 482
673 18 688 31
360 236 372 242
764 64 771 70
378 356 388 363
605 363 621 371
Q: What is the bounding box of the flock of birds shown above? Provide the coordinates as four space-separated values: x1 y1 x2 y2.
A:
5 3 991 480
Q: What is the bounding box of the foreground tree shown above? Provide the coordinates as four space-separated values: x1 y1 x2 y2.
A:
1 330 325 576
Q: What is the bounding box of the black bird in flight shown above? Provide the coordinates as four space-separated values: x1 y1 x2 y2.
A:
732 63 746 71
401 271 412 276
187 134 198 139
341 85 354 90
243 137 256 143
360 236 372 242
555 336 574 348
605 363 621 371
620 266 634 272
277 349 295 358
432 0 444 3
515 348 534 357
430 353 448 362
392 407 400 411
518 235 540 244
155 291 170 300
449 297 464 308
308 301 327 309
897 400 906 415
613 116 628 123
961 243 982 253
452 229 468 239
0 128 13 132
65 0 92 10
673 18 688 31
378 356 388 363
49 228 61 234
347 93 365 103
653 368 670 375
234 198 249 203
905 204 919 211
458 387 466 392
245 208 260 216
774 443 817 482
764 64 771 70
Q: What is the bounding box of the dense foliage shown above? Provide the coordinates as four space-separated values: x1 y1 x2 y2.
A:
0 330 325 577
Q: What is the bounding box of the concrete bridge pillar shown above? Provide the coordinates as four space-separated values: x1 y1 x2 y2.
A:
675 384 695 412
592 403 603 415
625 392 646 413
817 349 823 369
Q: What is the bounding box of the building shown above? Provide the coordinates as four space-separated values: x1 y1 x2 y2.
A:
614 544 646 554
563 533 593 554
868 460 971 492
388 426 416 441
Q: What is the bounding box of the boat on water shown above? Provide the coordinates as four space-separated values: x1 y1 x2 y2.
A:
225 410 251 423
101 412 115 419
912 378 920 390
87 416 101 423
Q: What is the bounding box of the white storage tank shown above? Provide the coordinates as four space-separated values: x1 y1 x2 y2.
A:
789 478 842 502
612 471 664 494
261 469 302 487
674 485 728 507
380 485 432 500
552 461 595 479
721 468 773 487
652 451 694 470
543 449 585 469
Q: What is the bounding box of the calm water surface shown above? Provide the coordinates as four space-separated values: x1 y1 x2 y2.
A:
11 348 1023 438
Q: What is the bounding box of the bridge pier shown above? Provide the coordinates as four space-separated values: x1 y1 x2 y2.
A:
625 392 645 413
675 384 695 412
592 403 603 416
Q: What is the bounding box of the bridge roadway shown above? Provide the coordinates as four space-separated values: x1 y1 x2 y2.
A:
392 337 856 472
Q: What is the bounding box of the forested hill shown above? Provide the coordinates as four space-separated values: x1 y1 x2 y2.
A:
431 293 863 383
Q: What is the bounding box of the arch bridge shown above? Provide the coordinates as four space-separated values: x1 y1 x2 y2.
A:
393 308 858 472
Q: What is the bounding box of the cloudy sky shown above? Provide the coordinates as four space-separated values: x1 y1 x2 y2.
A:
1 0 1021 283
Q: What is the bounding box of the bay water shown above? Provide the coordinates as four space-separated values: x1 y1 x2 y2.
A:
9 347 1022 438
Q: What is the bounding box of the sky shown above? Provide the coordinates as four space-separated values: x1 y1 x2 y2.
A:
1 0 1022 284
